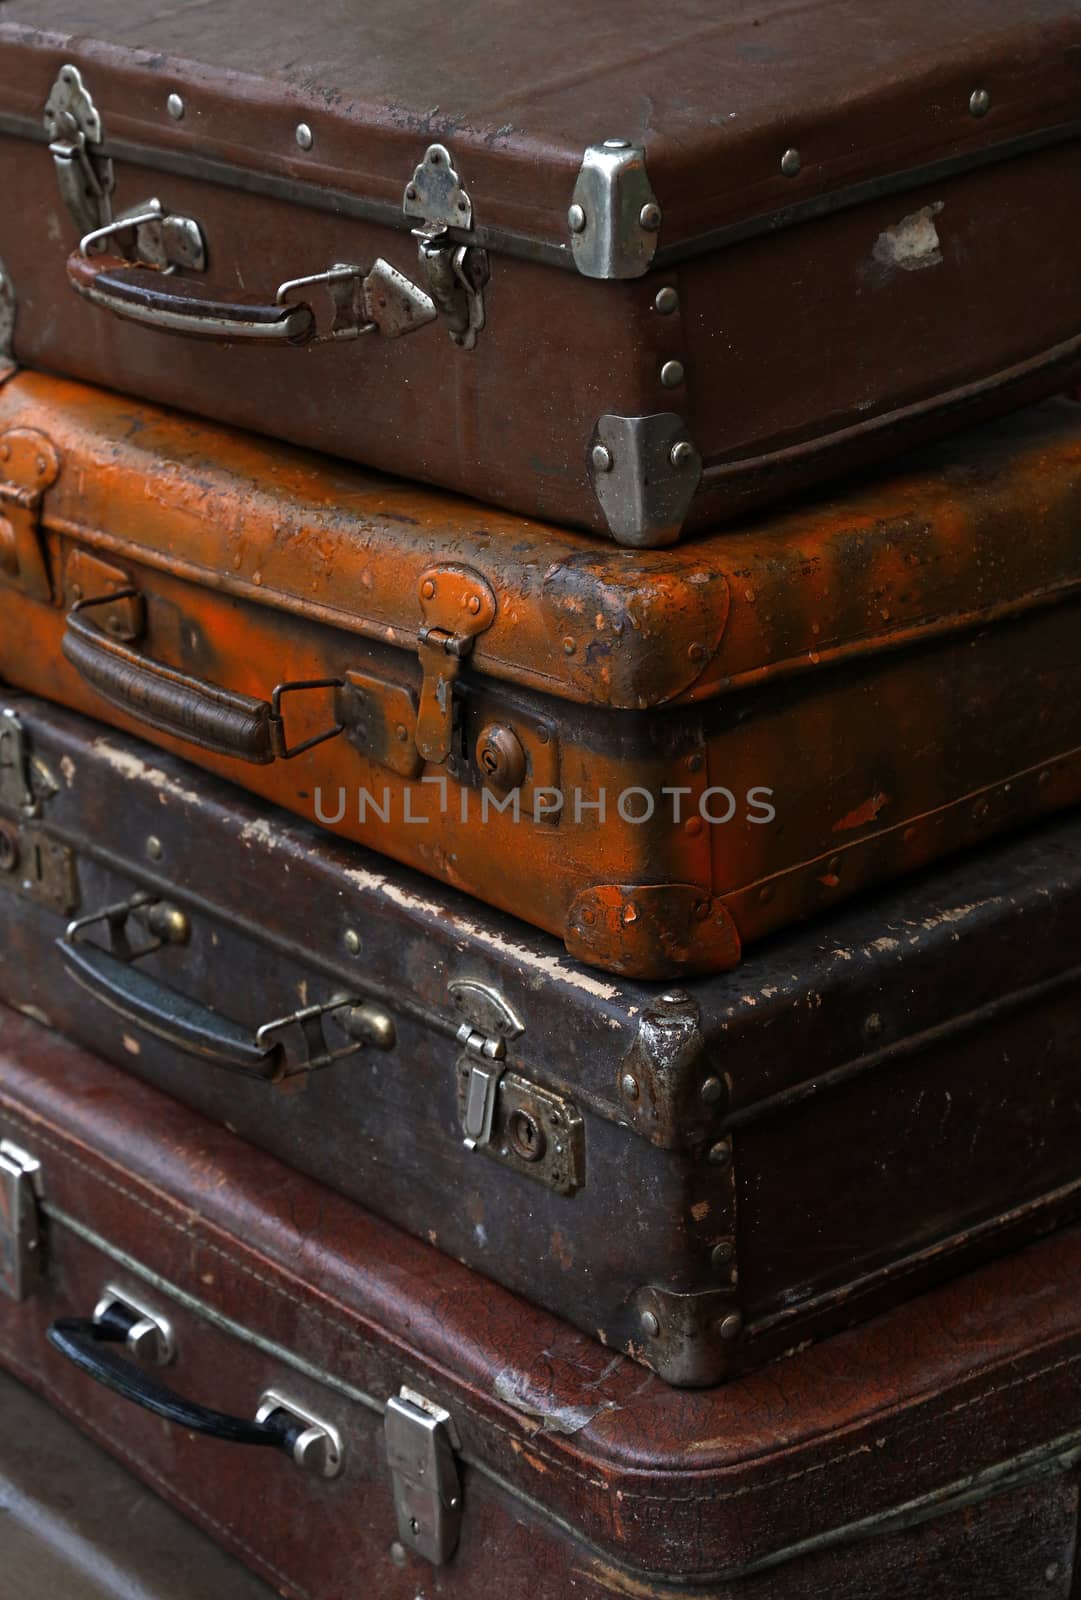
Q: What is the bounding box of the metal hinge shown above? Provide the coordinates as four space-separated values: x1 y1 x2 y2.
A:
385 1388 463 1565
0 429 60 603
403 144 489 349
415 565 497 765
0 1140 44 1302
44 64 115 236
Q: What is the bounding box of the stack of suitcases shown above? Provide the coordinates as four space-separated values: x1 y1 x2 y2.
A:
2 3 1081 1594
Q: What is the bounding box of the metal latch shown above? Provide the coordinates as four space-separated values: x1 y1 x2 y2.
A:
415 566 497 765
451 979 525 1149
0 1140 43 1301
44 64 115 236
385 1388 462 1565
0 428 61 603
404 145 489 349
0 709 42 817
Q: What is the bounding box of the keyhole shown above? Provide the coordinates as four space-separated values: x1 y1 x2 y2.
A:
509 1109 546 1164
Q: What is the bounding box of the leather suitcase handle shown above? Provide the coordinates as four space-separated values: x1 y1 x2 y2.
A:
48 1313 297 1447
62 593 344 764
59 936 285 1077
67 252 317 344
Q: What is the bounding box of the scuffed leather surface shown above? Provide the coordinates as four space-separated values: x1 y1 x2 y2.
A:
3 1010 1081 1589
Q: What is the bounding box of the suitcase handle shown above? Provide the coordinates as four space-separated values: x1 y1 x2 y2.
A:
47 1306 343 1476
63 592 345 765
67 251 437 346
58 892 394 1079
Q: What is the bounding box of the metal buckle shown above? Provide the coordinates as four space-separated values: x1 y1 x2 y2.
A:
268 679 347 761
385 1389 462 1565
0 1140 43 1302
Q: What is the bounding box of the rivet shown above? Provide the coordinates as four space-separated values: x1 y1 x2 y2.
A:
421 578 436 600
708 1140 732 1168
394 723 409 742
36 457 47 476
580 907 595 925
567 203 587 234
623 903 638 925
757 884 774 905
562 636 576 654
145 836 163 861
467 593 482 614
687 642 705 662
641 1310 660 1337
639 202 662 232
603 138 631 150
719 1311 744 1341
685 816 703 837
658 990 691 1006
166 92 185 121
969 88 991 118
0 444 8 460
405 184 418 201
670 440 695 468
864 1012 883 1039
780 147 801 177
428 149 443 164
711 1240 735 1268
295 122 314 150
694 899 710 921
344 929 361 954
700 1076 724 1106
621 1072 640 1100
592 443 614 473
660 359 685 389
687 753 704 773
390 1542 407 1568
654 286 679 315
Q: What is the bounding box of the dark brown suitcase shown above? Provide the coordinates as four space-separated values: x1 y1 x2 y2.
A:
2 3 1081 542
4 371 1081 979
0 1368 275 1599
3 1014 1081 1599
6 689 1081 1387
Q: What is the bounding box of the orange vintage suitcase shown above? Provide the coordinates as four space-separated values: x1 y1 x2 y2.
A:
2 368 1081 979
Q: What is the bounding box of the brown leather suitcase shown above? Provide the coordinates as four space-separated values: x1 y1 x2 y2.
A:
3 372 1081 979
0 1368 275 1599
1 4 1081 543
3 1015 1081 1599
6 690 1081 1388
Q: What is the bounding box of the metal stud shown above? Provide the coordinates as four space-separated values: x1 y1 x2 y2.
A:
707 1140 732 1168
603 138 631 151
718 1311 744 1341
710 1240 735 1269
295 122 314 149
700 1075 724 1105
641 1310 660 1337
344 929 361 955
166 93 185 121
780 147 801 177
670 440 695 468
145 836 163 861
591 443 614 473
969 89 991 118
567 203 587 234
660 360 685 389
654 286 679 315
620 1071 640 1100
639 202 662 232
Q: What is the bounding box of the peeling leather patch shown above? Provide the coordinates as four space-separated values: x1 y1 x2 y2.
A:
493 1370 620 1434
871 202 944 276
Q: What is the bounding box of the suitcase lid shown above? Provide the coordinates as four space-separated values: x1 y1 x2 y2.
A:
3 369 1081 715
6 1013 1081 1582
2 2 1080 273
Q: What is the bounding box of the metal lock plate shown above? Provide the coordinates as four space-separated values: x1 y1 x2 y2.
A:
456 1068 585 1195
385 1388 462 1565
0 1140 43 1302
0 819 79 916
0 428 60 603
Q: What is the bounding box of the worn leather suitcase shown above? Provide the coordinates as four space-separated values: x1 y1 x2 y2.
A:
6 691 1081 1387
1 5 1081 543
4 372 1081 979
3 1017 1081 1599
0 1368 275 1599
